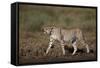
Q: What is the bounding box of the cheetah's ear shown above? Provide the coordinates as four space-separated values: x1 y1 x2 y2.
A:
53 24 54 26
52 24 55 27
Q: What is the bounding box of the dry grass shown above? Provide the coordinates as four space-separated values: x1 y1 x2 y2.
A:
19 31 96 64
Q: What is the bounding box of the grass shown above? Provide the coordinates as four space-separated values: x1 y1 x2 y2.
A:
19 4 97 64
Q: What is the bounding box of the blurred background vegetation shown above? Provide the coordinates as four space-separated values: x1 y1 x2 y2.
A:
19 5 96 32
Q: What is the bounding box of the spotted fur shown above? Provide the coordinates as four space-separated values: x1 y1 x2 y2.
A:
43 27 89 55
